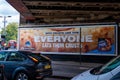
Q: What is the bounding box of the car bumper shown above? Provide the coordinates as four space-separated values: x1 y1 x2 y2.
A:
35 69 52 79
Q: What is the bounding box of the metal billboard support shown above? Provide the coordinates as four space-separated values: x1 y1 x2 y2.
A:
79 27 82 65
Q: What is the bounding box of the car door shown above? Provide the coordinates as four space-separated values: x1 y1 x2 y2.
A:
4 51 27 79
0 51 8 80
98 72 113 80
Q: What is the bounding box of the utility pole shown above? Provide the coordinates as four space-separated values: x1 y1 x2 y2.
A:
0 16 11 35
0 16 11 50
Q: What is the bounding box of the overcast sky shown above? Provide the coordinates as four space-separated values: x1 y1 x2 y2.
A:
0 0 20 30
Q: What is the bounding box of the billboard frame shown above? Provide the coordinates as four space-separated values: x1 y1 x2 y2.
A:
18 22 118 56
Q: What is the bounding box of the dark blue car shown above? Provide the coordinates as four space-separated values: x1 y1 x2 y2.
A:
0 50 52 80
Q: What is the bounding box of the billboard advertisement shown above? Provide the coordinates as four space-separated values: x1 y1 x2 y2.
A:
81 26 116 55
19 27 80 53
18 24 117 56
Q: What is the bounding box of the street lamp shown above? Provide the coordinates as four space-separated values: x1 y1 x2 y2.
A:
0 16 11 35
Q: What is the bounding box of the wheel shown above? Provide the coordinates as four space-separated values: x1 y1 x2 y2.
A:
15 72 29 80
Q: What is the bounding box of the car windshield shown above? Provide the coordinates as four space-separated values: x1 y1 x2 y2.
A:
91 55 120 75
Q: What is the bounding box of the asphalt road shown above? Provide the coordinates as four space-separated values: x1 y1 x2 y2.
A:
44 76 70 80
43 61 102 80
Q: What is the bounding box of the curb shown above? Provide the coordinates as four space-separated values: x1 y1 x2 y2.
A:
52 61 103 68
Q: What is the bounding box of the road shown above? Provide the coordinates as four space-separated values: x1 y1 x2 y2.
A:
43 61 102 80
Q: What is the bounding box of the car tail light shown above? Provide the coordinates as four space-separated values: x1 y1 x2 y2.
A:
29 56 38 63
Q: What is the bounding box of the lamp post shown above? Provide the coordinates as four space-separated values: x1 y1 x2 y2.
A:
0 16 11 50
0 16 11 35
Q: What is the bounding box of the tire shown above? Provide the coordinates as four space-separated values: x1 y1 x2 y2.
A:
14 72 29 80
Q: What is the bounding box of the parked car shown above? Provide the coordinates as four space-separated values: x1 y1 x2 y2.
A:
0 50 52 80
71 55 120 80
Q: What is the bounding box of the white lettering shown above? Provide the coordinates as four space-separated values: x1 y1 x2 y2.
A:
81 35 93 42
41 36 47 42
76 35 79 42
53 43 64 48
47 36 53 42
34 36 40 42
54 36 61 42
34 35 93 43
65 43 79 48
61 36 67 42
86 35 93 42
42 43 52 48
68 36 76 42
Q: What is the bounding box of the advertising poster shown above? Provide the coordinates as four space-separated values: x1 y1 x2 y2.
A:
81 26 116 55
19 24 117 56
19 27 80 53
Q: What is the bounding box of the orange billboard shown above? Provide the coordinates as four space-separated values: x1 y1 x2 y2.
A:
18 24 117 55
19 27 80 53
81 26 116 55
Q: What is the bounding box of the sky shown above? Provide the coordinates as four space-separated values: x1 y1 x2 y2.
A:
0 0 20 30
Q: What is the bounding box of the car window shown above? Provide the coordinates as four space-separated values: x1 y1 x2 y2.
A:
91 55 120 74
100 56 120 73
0 52 8 61
7 52 26 61
19 51 49 62
28 53 47 61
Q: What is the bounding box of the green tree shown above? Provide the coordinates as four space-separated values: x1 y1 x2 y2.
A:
1 22 18 42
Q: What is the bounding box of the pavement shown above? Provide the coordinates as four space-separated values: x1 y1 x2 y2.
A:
51 61 103 78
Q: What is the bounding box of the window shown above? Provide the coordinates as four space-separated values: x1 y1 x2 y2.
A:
7 52 26 61
0 52 8 61
91 55 120 74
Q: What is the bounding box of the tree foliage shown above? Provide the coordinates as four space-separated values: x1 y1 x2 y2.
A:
1 22 18 42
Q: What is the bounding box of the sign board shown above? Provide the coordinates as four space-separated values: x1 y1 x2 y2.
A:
18 24 118 56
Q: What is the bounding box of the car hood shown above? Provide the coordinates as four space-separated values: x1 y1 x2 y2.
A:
71 69 98 80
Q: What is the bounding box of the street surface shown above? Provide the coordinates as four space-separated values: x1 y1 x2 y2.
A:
43 61 103 80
